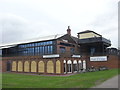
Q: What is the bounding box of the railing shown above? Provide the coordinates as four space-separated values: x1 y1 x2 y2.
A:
78 37 111 45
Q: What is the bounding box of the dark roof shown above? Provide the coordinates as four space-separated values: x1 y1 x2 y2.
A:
77 30 102 37
71 36 78 43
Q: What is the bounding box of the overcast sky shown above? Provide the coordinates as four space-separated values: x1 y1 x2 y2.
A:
0 0 119 48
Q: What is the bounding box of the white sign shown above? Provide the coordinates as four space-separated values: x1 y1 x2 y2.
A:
72 55 81 58
90 56 107 61
43 54 59 58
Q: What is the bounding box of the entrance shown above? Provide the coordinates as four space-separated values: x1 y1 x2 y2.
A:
67 60 72 73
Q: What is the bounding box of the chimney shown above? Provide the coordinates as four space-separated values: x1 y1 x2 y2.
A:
67 26 71 36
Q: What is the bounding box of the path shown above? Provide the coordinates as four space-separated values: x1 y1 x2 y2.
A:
92 74 119 88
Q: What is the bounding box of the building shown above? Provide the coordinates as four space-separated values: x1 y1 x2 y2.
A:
1 26 120 75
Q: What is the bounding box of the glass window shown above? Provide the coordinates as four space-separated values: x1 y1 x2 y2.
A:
21 45 24 48
90 48 95 55
47 45 52 54
40 42 43 45
35 43 37 46
43 46 44 54
31 43 34 47
60 47 65 53
46 41 49 45
38 42 40 46
39 47 41 54
35 47 38 53
45 46 48 54
48 46 50 54
41 47 43 54
49 41 52 44
43 42 45 45
70 48 74 54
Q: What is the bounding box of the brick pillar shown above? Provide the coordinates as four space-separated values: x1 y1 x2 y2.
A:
54 59 56 74
61 58 64 74
10 60 12 72
16 60 18 72
72 59 74 73
66 59 68 74
29 61 31 72
22 60 24 72
44 60 47 74
77 60 79 73
36 60 39 73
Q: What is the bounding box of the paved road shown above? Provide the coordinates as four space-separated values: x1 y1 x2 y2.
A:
92 74 119 88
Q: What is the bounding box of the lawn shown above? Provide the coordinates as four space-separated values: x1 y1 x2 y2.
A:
2 69 119 88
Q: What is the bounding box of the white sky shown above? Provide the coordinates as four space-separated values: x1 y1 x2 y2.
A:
0 0 119 48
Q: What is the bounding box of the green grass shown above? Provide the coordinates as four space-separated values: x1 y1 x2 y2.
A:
2 69 119 88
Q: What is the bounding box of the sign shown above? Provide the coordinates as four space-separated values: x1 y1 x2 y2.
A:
72 55 81 58
43 54 59 58
90 56 107 61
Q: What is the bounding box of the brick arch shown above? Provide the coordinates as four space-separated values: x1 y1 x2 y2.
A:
18 61 23 72
56 60 61 74
47 60 54 73
38 61 44 73
31 61 37 72
12 61 16 71
24 61 29 72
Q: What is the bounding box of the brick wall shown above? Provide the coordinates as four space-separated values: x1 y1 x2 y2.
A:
86 55 119 69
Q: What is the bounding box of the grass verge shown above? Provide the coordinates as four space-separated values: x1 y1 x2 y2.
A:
2 69 119 88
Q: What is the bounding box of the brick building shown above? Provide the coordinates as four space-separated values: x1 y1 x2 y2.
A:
1 26 120 74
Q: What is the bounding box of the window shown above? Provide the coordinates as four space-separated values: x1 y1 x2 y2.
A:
60 47 65 53
42 46 44 54
70 48 74 54
49 41 52 44
90 48 95 55
45 46 48 54
48 46 50 54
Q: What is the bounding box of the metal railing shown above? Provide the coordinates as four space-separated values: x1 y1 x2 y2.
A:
78 37 111 45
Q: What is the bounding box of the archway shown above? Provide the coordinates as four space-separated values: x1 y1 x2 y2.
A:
31 61 37 72
12 61 16 71
83 60 86 70
56 60 61 73
63 60 66 73
24 61 29 72
78 60 82 72
73 60 77 72
38 61 44 73
47 60 54 73
67 60 72 73
18 61 23 72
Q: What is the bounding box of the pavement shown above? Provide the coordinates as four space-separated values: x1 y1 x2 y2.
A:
92 74 120 88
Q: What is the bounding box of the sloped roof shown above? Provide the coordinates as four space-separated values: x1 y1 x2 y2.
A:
71 36 78 43
0 34 65 49
77 30 102 37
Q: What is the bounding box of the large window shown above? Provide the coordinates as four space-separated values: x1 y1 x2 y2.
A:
17 41 53 56
60 47 65 53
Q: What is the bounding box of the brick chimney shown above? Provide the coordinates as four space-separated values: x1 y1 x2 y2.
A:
67 26 71 36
